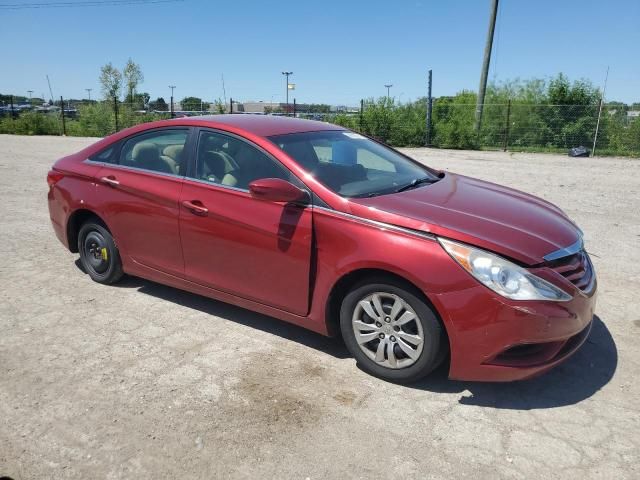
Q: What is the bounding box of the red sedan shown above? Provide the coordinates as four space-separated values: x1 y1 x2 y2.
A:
47 115 597 382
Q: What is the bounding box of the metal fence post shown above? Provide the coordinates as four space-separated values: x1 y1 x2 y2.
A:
10 95 15 120
113 96 119 132
425 69 433 147
502 99 511 151
60 96 66 136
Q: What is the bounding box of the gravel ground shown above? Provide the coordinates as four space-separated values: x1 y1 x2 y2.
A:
0 134 639 479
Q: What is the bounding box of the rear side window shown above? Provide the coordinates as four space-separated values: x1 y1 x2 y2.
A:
89 146 117 164
119 129 188 175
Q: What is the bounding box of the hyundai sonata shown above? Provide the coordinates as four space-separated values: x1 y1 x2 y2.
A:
47 115 596 382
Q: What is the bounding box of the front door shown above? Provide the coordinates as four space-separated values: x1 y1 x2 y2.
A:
178 129 313 315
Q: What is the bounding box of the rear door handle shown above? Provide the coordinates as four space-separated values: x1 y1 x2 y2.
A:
100 176 120 187
182 200 208 216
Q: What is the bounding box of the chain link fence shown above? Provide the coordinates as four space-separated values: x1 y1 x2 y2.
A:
1 97 638 157
326 100 640 157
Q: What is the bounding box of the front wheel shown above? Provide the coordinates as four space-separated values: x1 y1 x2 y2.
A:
77 220 124 285
340 280 446 383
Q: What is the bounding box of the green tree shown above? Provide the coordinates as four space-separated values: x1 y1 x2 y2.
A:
99 62 122 100
431 91 478 149
149 97 168 111
308 103 331 113
123 58 144 104
180 96 209 111
129 92 150 109
212 98 226 114
545 74 600 148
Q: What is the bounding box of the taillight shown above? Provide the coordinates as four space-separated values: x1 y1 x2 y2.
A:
47 170 65 188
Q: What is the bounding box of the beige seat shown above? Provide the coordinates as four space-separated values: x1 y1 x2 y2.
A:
199 151 239 186
131 142 175 174
162 145 183 174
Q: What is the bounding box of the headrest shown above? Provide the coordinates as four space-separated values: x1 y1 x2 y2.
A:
132 142 159 162
163 144 184 160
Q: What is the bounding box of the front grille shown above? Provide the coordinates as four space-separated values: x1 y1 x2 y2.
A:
547 249 593 291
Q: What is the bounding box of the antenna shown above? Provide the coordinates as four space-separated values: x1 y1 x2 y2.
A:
592 66 610 157
221 73 227 105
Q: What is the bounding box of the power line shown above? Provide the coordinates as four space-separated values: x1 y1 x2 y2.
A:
0 0 183 10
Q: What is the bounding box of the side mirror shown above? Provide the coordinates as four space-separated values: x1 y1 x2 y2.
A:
249 178 310 204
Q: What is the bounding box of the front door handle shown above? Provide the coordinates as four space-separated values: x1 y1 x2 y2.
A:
182 200 208 216
100 176 120 187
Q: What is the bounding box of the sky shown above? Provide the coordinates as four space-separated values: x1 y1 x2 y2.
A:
0 0 638 105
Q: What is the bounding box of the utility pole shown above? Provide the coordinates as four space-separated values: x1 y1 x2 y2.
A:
85 88 92 101
282 71 293 115
384 84 393 101
425 70 433 147
474 0 499 134
169 85 176 118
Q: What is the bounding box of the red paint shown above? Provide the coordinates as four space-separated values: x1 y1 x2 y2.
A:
47 115 597 382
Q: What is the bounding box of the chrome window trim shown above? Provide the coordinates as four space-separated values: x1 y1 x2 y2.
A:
83 159 185 180
543 237 584 262
312 206 435 242
183 175 251 194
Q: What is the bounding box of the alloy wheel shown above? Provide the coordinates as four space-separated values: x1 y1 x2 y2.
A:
351 292 425 369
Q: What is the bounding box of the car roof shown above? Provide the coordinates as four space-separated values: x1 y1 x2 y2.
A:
182 114 344 137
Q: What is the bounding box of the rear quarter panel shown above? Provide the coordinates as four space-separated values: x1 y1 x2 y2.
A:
48 153 103 249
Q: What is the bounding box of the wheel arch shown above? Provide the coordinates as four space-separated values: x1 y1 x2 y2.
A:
324 268 450 351
66 209 109 253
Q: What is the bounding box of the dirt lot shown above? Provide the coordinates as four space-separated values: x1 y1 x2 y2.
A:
0 134 638 479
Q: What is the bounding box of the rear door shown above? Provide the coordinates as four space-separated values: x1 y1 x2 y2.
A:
178 129 313 315
92 127 191 277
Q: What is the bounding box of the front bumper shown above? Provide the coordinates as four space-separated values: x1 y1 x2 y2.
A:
432 279 597 382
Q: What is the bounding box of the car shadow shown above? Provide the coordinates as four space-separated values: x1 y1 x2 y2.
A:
403 315 617 409
85 268 351 360
75 262 616 409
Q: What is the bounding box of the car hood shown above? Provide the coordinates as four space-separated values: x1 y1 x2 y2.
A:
347 172 580 265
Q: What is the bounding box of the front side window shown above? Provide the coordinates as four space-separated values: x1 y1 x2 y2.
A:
269 130 439 197
119 129 188 175
193 131 291 190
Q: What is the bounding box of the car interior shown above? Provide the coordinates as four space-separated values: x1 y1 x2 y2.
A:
115 129 399 197
278 139 369 192
120 132 188 175
196 133 290 190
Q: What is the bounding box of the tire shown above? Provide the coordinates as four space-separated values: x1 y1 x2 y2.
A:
340 278 446 383
77 219 124 285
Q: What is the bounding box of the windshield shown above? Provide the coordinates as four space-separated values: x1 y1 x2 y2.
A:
268 130 439 198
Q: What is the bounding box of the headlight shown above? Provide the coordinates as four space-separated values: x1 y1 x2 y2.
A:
438 238 572 302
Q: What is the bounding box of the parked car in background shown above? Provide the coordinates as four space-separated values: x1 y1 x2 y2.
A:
47 115 597 382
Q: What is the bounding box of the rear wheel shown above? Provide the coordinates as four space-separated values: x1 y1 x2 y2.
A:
77 220 123 285
340 279 446 383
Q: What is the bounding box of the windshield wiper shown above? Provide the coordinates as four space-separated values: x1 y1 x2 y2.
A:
350 191 384 198
395 176 438 193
